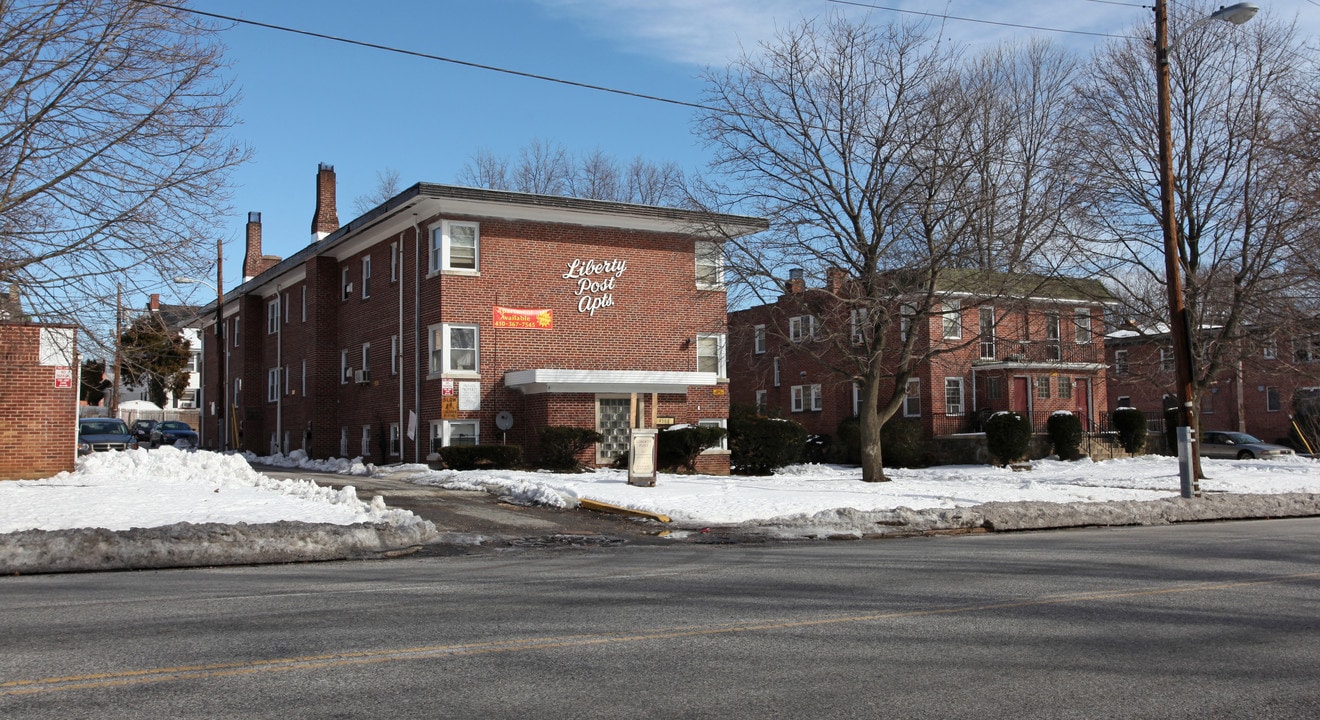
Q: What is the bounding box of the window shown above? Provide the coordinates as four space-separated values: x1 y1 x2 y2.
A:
900 304 916 342
772 357 781 387
361 342 370 373
697 419 728 451
360 425 371 456
944 378 964 415
342 267 352 300
1044 311 1061 360
1037 375 1052 399
791 385 804 413
1267 386 1282 412
851 308 867 345
432 220 479 272
1263 339 1277 360
753 325 766 354
755 389 767 413
187 352 199 373
1116 396 1131 409
1074 308 1092 344
791 384 821 412
361 256 372 299
979 307 996 359
301 287 307 322
232 316 239 347
1160 347 1174 372
789 315 816 342
301 359 307 397
443 420 479 447
390 242 399 282
696 333 726 376
390 334 399 375
942 300 961 339
284 365 291 396
340 427 348 457
267 299 280 334
809 384 822 411
1115 349 1129 375
233 378 241 406
389 423 401 455
852 382 861 417
987 376 1003 401
341 349 350 384
267 368 279 402
432 323 478 375
1295 337 1320 363
904 378 921 417
284 292 290 324
1058 376 1072 399
695 240 723 288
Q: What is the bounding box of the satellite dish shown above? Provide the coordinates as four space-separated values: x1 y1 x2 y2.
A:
495 411 514 431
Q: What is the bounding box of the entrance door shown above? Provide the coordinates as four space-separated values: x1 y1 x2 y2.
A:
1074 378 1091 431
596 397 632 464
1012 377 1030 416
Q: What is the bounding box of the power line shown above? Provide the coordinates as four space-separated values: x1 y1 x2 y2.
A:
826 0 1137 39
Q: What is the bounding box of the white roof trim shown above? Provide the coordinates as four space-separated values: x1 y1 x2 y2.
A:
504 369 719 395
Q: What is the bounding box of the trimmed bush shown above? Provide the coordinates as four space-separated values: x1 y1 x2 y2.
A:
1046 412 1084 461
1112 407 1147 453
729 413 807 475
1163 408 1179 456
984 411 1031 465
882 418 927 468
439 444 522 470
657 425 727 473
539 425 603 472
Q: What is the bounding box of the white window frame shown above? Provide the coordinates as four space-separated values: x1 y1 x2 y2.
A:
389 423 401 456
361 342 370 373
284 364 290 396
1074 307 1092 344
267 298 279 334
341 267 352 301
361 425 371 456
301 286 307 322
441 419 479 447
390 334 399 375
753 325 766 355
851 308 867 345
755 389 767 413
1160 347 1174 372
267 368 279 402
339 426 348 457
772 357 781 387
979 306 996 359
390 241 399 282
432 220 480 273
809 384 822 411
789 315 816 343
900 304 916 343
361 256 372 299
697 418 728 452
1045 311 1061 360
232 316 239 347
942 300 962 340
433 323 479 376
341 349 350 384
904 378 921 417
696 333 726 377
944 377 964 416
1263 339 1277 360
284 292 290 324
1115 349 1129 375
1267 386 1282 412
694 240 724 289
791 385 805 413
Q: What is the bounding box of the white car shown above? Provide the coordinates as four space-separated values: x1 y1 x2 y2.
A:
1198 431 1295 460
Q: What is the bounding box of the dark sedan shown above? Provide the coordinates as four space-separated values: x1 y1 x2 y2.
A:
78 418 138 455
149 420 198 449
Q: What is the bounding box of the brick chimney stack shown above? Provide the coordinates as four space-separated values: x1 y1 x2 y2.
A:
243 211 263 282
311 163 339 241
148 293 160 312
825 267 849 294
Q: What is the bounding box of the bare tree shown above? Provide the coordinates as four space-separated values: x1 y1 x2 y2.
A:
456 148 510 190
513 138 573 196
1068 2 1320 448
0 0 249 353
457 141 689 206
352 168 403 215
697 17 1082 482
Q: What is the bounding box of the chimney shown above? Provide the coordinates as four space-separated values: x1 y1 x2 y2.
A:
311 163 339 241
243 211 263 282
148 293 160 312
825 267 848 294
785 268 805 294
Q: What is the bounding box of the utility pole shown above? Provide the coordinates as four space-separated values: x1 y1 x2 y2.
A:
216 238 226 451
112 283 122 418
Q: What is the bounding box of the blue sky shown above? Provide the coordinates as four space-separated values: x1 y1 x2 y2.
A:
176 0 1318 303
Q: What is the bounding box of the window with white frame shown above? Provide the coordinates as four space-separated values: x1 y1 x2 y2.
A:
1058 376 1072 399
267 299 279 334
284 292 290 323
361 425 371 456
267 368 279 402
979 306 996 359
772 357 781 387
810 384 822 411
431 323 478 375
340 349 350 384
942 301 962 340
361 342 370 374
1037 375 1051 399
1116 396 1131 408
852 382 861 417
233 377 241 406
390 334 399 375
755 389 767 413
1295 337 1320 363
301 286 306 322
341 267 352 300
753 325 766 354
1263 339 1277 360
695 240 723 289
432 220 479 272
696 333 726 376
904 378 920 417
791 384 821 412
1115 349 1129 375
851 308 867 345
442 420 479 447
1160 347 1174 372
361 256 371 299
1074 307 1092 344
284 365 290 396
389 423 401 455
1044 311 1061 360
789 315 816 342
791 385 804 412
1267 386 1282 412
697 419 728 451
301 359 306 397
944 377 964 415
232 316 239 346
901 304 916 342
390 242 399 282
339 427 348 457
187 352 199 373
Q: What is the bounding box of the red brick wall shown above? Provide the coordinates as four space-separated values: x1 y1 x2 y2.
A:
0 324 78 480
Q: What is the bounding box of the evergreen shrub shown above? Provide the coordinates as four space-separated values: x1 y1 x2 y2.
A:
984 411 1031 465
1046 411 1084 460
1112 407 1147 453
539 426 603 472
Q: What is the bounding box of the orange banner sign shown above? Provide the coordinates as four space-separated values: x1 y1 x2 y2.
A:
493 306 553 329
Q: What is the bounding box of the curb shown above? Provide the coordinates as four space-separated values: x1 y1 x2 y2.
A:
577 498 671 523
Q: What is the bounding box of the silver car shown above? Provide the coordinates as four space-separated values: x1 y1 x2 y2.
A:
1198 431 1295 460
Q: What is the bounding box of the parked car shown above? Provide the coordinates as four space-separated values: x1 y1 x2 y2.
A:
148 420 198 449
130 419 157 444
1198 431 1295 460
78 418 138 455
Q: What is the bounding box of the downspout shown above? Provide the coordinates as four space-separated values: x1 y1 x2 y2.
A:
398 234 405 464
413 215 422 463
276 284 283 454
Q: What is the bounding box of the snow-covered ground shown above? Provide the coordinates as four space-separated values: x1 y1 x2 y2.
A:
3 447 1320 573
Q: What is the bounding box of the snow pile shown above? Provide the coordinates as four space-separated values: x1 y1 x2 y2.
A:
241 448 378 476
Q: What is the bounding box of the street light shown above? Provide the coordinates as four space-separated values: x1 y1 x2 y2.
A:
175 268 225 452
1154 1 1257 498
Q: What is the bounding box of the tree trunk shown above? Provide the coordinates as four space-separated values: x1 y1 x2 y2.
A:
859 373 890 482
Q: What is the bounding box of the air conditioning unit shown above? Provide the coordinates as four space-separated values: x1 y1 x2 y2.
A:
354 369 370 384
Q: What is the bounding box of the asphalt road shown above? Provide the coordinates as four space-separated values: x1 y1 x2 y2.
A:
3 518 1318 718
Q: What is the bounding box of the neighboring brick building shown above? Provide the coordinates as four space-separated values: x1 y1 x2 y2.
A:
1104 330 1320 445
728 270 1115 442
196 165 766 472
0 320 79 480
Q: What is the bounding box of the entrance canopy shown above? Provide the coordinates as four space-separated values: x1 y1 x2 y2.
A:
504 369 718 395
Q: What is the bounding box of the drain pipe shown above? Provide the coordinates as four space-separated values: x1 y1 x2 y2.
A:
412 214 422 463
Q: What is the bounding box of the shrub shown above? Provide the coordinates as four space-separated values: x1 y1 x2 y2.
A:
1163 407 1179 456
836 416 861 464
1046 412 1084 461
538 425 603 472
882 418 927 468
656 425 727 473
984 411 1031 465
1111 407 1147 453
729 413 807 475
439 444 522 470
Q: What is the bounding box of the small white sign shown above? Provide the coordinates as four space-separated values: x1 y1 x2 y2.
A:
458 381 481 411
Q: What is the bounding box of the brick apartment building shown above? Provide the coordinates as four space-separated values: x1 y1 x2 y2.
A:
728 270 1115 442
1105 330 1320 445
196 165 766 472
0 314 78 480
